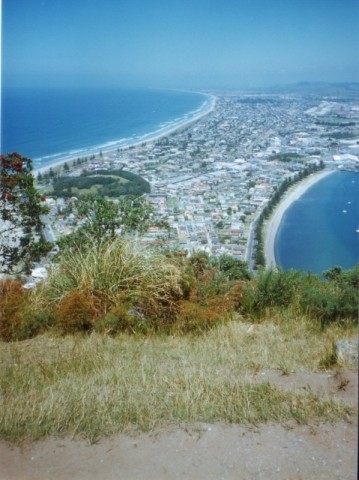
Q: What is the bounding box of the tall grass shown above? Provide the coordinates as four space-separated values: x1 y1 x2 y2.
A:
30 237 183 333
36 237 182 307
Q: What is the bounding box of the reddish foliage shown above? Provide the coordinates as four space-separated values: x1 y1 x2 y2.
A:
0 280 28 341
55 290 102 334
174 300 225 333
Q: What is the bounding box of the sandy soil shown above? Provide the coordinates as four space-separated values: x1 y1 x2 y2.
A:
1 371 357 480
264 169 336 268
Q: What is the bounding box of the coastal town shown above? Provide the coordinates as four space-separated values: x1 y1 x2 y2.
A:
27 92 359 283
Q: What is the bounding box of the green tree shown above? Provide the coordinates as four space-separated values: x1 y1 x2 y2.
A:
0 153 51 273
57 194 157 250
217 254 251 280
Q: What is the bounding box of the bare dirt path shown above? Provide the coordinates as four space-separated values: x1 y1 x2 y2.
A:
1 371 357 480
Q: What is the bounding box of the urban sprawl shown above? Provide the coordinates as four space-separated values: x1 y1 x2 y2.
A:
33 93 359 283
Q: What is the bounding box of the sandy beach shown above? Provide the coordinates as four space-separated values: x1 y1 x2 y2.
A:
32 94 217 177
264 169 336 268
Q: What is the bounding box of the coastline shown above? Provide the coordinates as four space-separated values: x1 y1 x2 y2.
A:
264 169 336 269
32 93 217 176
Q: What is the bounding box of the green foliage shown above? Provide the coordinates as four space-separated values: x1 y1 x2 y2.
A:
51 169 150 198
57 194 156 250
301 265 359 325
0 153 51 273
14 311 55 341
217 254 252 281
241 266 359 324
242 269 304 316
268 152 305 162
1 234 357 341
94 304 150 335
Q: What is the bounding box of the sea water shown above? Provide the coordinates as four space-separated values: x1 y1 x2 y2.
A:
275 171 359 274
1 87 207 168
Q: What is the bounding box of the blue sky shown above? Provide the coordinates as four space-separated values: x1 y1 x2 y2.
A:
2 0 359 89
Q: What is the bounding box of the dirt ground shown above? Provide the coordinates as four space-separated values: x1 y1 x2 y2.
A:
1 371 357 480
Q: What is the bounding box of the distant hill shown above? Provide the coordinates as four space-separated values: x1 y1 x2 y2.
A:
262 81 359 97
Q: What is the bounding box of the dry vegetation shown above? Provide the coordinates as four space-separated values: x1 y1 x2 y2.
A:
0 316 357 443
0 239 357 443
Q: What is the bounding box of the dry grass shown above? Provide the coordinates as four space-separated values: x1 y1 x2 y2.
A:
0 315 356 443
33 237 182 308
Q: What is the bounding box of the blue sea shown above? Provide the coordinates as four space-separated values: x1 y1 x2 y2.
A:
1 87 208 169
275 171 359 274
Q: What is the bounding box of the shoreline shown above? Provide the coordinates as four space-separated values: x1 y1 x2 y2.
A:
264 169 336 269
32 93 217 176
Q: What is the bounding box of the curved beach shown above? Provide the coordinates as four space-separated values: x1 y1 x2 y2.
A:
264 169 336 268
33 94 216 176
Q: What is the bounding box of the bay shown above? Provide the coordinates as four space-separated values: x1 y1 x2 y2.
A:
275 171 359 274
1 87 207 168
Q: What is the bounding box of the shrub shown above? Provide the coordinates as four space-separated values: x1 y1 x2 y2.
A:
217 254 252 281
241 269 304 317
183 252 238 305
94 303 149 335
55 290 101 334
174 300 226 333
0 280 56 341
300 270 359 325
0 280 27 341
14 311 55 341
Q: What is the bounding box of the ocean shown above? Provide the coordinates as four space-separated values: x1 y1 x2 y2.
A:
275 171 359 274
1 87 208 169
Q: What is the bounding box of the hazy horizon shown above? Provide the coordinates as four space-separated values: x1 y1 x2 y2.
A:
2 0 359 90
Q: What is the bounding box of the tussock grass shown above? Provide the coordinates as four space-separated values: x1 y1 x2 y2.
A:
26 237 183 335
34 237 182 308
1 316 356 443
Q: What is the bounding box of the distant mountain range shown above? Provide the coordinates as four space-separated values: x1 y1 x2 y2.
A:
262 81 359 96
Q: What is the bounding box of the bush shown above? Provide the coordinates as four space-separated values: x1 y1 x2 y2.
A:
0 280 55 341
14 311 55 341
300 266 359 325
184 252 237 304
55 290 100 334
174 300 226 333
217 254 252 281
241 269 304 317
94 304 149 335
0 280 27 341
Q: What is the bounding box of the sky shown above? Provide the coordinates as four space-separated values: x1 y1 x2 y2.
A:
2 0 359 89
